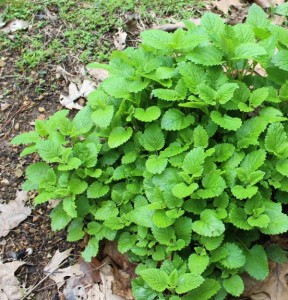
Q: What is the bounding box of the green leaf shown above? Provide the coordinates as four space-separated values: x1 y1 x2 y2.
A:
175 273 204 294
141 29 172 50
140 268 169 292
220 243 246 269
91 105 114 128
240 149 266 173
187 45 223 66
197 173 226 199
246 4 269 28
23 162 50 190
223 275 244 297
102 77 130 98
272 50 288 71
183 147 206 177
152 226 175 245
249 87 269 107
231 185 258 200
201 12 225 38
58 157 82 171
217 83 239 104
172 183 198 199
174 217 193 245
152 89 182 101
193 125 209 148
276 159 288 176
192 209 225 237
214 143 235 162
37 140 62 163
210 111 242 131
183 279 220 300
248 214 270 228
134 106 161 122
93 201 118 220
63 197 77 218
130 205 154 227
34 192 57 204
146 155 167 174
73 106 93 134
67 219 85 242
197 84 217 105
229 207 252 230
265 123 288 158
87 182 109 198
161 109 194 131
275 2 288 16
156 67 176 79
261 202 288 235
188 254 209 275
108 126 133 148
118 232 137 253
266 244 288 263
141 124 165 151
244 245 269 280
153 210 175 228
234 43 266 59
50 203 72 231
82 237 99 262
11 131 40 145
233 23 255 43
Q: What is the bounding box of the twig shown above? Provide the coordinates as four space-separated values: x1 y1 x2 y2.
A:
20 259 68 300
152 18 201 32
0 103 37 134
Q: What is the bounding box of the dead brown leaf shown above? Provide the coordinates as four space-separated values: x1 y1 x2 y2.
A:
212 0 243 14
242 261 288 300
1 20 29 33
152 18 201 32
114 28 127 50
63 258 125 300
0 260 26 299
88 68 109 82
0 190 31 238
59 79 96 110
103 241 137 278
254 0 284 8
44 248 72 274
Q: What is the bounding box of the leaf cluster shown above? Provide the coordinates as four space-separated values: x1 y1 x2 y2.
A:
11 4 288 299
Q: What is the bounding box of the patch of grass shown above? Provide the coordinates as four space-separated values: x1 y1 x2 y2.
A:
0 0 202 69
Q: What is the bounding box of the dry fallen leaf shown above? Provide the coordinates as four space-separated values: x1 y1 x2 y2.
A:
1 19 29 33
44 249 84 289
242 261 288 300
0 260 26 300
254 0 284 8
104 241 137 278
0 190 31 238
59 79 96 110
212 0 243 14
152 18 201 32
114 28 127 50
44 249 72 274
49 264 83 289
88 68 109 82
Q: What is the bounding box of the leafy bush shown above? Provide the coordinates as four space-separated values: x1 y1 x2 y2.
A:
11 4 288 299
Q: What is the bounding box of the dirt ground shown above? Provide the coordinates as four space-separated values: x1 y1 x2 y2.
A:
0 0 284 299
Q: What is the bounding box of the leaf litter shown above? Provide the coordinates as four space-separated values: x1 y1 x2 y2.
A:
212 0 243 14
0 190 31 238
242 261 288 300
0 260 26 300
1 20 29 33
59 79 96 110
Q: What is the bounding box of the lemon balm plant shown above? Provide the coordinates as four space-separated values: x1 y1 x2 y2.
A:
11 3 288 299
